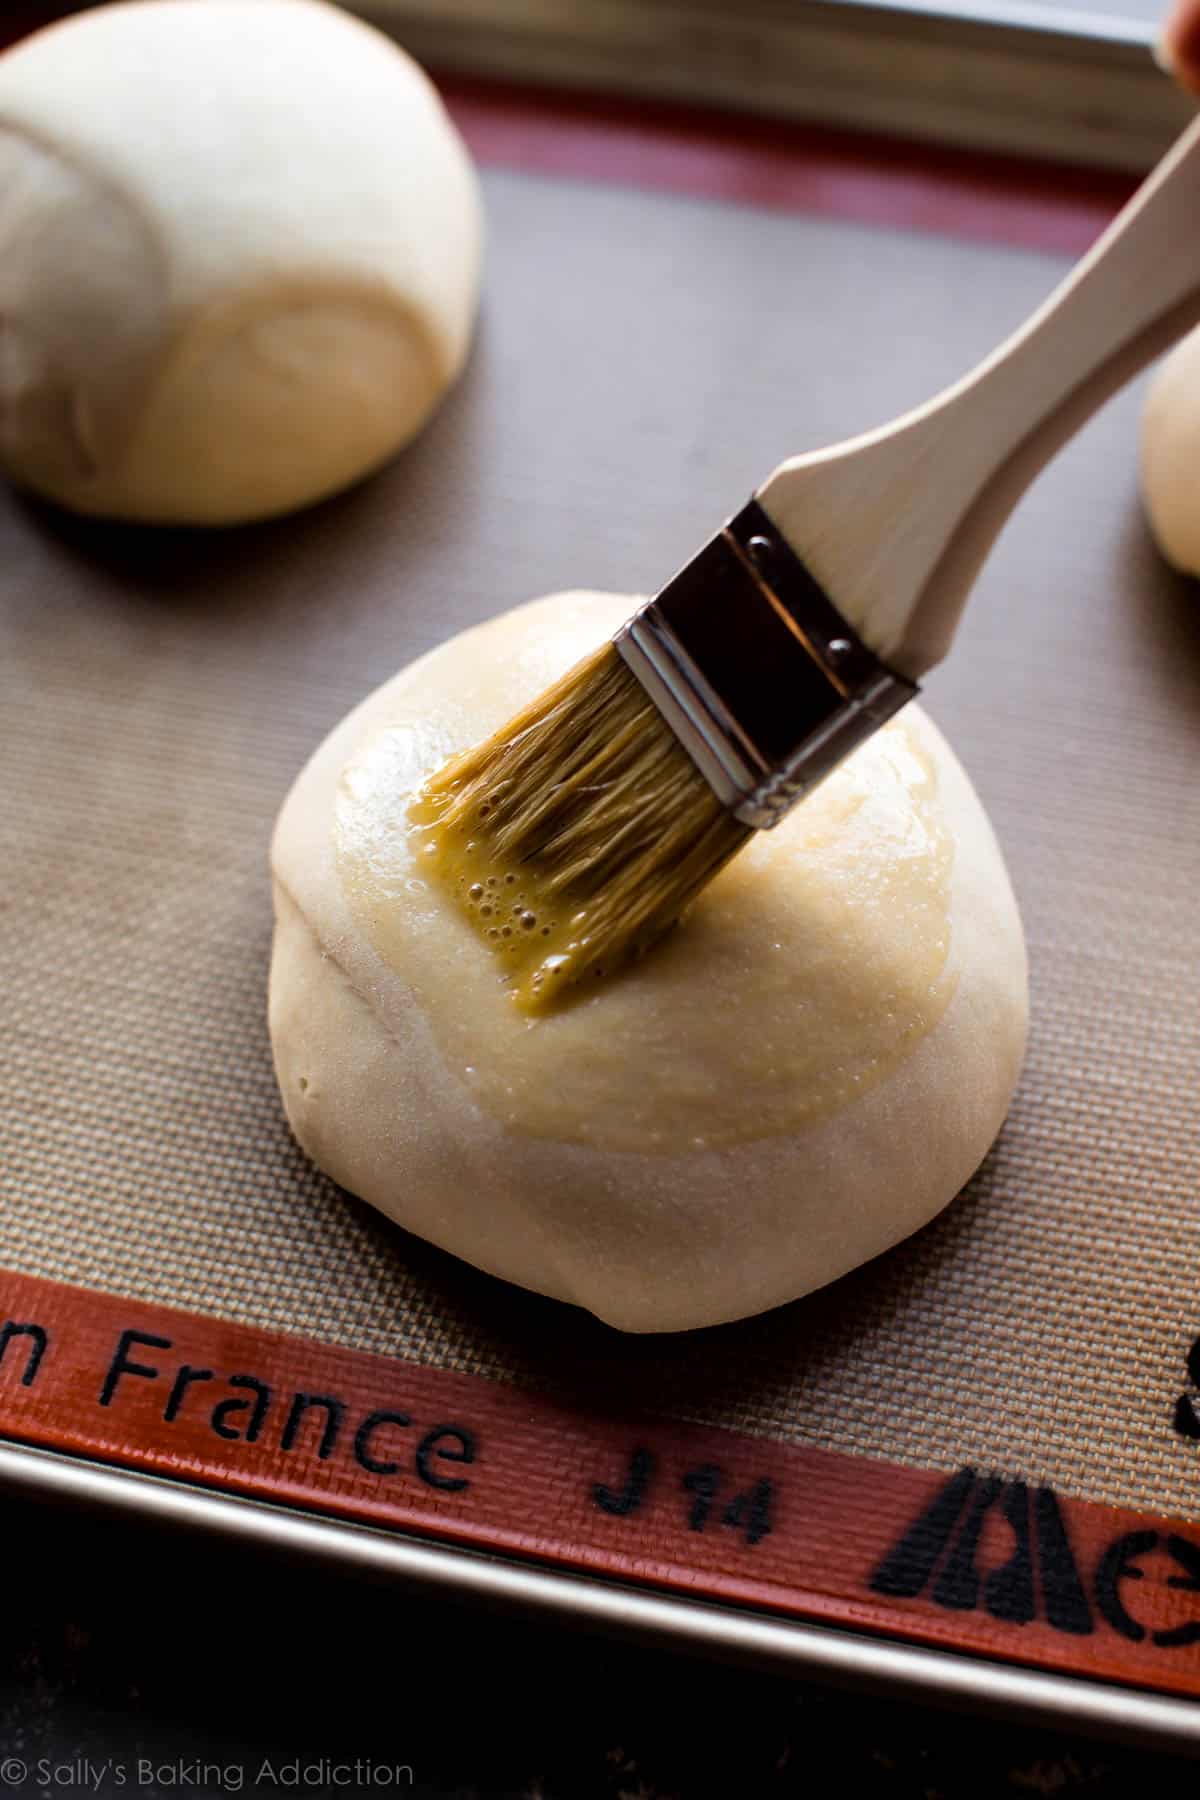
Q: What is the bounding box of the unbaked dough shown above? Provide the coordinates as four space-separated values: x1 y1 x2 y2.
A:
0 0 481 524
1141 325 1200 574
269 592 1028 1333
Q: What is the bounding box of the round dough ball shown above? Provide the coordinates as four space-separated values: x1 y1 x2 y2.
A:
0 0 481 525
269 593 1028 1333
1141 325 1200 573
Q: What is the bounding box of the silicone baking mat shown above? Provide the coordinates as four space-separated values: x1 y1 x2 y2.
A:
3 77 1200 1711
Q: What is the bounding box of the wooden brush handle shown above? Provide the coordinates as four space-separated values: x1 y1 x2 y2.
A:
757 112 1200 681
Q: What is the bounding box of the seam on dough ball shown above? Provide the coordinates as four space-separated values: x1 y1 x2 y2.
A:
272 867 417 1069
269 878 595 1315
30 278 448 525
0 118 170 489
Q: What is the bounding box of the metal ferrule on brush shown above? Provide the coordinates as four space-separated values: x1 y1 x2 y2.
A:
615 499 919 830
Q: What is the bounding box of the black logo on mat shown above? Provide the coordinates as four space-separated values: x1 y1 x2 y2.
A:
870 1467 1093 1635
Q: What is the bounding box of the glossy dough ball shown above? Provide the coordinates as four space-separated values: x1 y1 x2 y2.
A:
269 593 1028 1333
1141 325 1200 574
0 0 481 524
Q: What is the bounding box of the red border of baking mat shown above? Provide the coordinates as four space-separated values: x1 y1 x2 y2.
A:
5 11 1195 1702
4 1269 1200 1701
439 74 1138 256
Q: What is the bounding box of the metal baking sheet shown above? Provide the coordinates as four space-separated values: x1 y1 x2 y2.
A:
4 132 1200 1740
359 0 1197 172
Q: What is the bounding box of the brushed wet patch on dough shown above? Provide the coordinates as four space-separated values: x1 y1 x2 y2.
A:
335 710 957 1154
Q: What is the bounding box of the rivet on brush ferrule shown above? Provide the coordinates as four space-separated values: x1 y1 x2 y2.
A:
616 498 919 830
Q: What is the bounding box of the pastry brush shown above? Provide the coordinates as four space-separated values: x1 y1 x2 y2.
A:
415 113 1200 1011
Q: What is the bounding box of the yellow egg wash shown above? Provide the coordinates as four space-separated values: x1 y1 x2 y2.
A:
335 713 958 1154
405 788 585 1011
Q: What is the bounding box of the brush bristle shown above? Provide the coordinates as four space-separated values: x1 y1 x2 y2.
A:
410 644 751 1010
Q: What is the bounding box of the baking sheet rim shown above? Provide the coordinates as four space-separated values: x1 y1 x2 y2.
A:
3 1436 1197 1752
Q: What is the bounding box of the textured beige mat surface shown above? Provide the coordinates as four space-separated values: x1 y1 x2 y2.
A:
3 167 1199 1516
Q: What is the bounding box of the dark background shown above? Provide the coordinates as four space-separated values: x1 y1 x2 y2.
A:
0 1490 1196 1799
